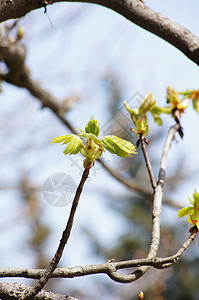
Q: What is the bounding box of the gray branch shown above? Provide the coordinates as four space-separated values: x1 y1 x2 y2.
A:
0 282 78 300
0 226 196 283
0 0 199 65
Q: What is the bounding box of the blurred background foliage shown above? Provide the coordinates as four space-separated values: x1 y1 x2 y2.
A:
0 1 199 300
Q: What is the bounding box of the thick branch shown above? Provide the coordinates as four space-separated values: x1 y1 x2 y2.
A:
0 0 199 65
0 282 78 300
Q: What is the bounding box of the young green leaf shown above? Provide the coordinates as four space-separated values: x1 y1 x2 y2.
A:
178 207 193 218
51 134 82 155
85 116 100 137
193 96 199 112
102 135 137 158
139 93 155 115
178 189 199 231
51 135 70 144
63 135 82 155
52 116 137 168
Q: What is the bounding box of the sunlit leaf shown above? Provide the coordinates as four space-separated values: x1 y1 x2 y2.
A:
102 135 137 158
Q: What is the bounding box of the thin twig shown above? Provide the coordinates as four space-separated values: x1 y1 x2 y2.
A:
139 134 156 190
158 123 181 187
159 226 198 268
22 168 90 299
111 122 181 282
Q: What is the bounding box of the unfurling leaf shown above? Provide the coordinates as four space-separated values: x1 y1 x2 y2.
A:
52 116 137 168
139 93 155 114
63 136 82 155
167 86 180 104
85 116 100 137
51 134 82 155
102 135 137 158
51 135 70 143
178 189 199 231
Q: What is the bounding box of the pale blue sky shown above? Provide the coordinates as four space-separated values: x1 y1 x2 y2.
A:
0 1 199 298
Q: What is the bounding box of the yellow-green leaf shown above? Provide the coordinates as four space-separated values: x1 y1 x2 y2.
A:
178 207 193 218
63 135 82 155
139 93 155 115
102 135 137 158
51 135 69 144
85 116 100 137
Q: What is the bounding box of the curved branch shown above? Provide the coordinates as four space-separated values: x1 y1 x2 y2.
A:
1 0 199 65
0 227 196 283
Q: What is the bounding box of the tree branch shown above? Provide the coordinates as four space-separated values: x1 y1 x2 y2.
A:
0 282 79 300
147 123 181 259
22 168 90 299
0 23 77 133
1 1 199 66
0 227 196 283
139 134 156 190
0 26 182 210
0 1 197 297
94 122 183 283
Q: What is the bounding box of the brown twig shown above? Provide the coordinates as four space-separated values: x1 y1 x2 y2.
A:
139 134 156 190
22 168 90 299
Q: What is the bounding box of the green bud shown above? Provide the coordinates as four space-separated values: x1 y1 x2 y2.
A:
166 86 180 104
139 93 155 114
178 189 199 231
179 89 199 113
83 158 94 169
123 100 138 116
192 96 199 113
102 135 137 158
80 143 102 160
179 89 193 97
85 116 100 137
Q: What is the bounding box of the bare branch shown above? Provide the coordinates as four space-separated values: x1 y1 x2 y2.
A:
97 122 183 283
158 123 181 187
0 1 199 66
98 158 182 208
0 227 196 284
0 24 77 134
148 123 181 259
22 168 90 299
139 134 156 190
0 281 78 300
0 1 197 297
